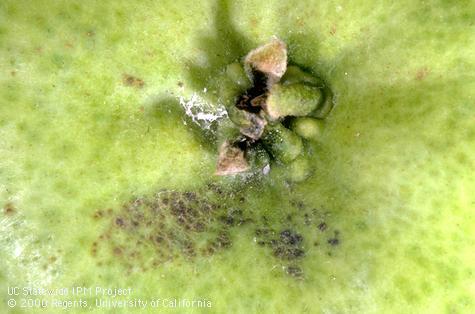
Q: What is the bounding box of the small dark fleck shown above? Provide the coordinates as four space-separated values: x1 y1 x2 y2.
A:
93 210 104 219
318 222 327 231
122 74 144 88
286 265 303 278
177 81 184 87
327 238 339 246
115 217 125 227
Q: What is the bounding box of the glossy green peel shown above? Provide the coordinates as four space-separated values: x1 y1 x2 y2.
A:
1 0 474 314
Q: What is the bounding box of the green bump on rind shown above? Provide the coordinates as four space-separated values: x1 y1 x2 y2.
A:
225 62 252 90
290 117 324 140
281 65 324 87
286 156 312 182
262 123 303 163
266 83 322 119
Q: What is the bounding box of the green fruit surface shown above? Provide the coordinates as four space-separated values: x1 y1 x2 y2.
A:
1 1 474 313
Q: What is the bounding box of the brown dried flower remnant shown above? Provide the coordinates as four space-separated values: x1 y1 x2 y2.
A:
244 37 288 86
215 141 250 175
214 38 333 179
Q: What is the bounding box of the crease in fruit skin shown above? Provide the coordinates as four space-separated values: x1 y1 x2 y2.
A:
213 38 334 180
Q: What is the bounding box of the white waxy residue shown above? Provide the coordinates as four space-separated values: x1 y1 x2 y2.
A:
179 93 227 130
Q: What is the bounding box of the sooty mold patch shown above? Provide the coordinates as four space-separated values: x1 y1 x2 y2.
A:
91 183 342 279
91 185 252 273
253 200 342 278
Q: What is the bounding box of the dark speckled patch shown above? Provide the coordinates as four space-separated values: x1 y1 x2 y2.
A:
91 187 342 279
253 200 342 278
92 188 250 273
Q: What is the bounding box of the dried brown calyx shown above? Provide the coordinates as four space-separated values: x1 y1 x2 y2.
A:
214 38 331 178
215 141 250 175
244 37 288 87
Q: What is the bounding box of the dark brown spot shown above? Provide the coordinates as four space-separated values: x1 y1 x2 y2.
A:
4 203 15 215
122 74 145 88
